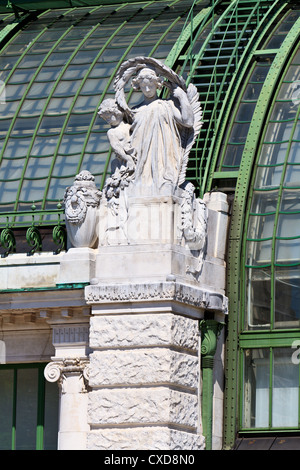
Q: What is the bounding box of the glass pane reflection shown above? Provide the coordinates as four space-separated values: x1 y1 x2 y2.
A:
243 348 270 428
272 348 299 427
245 267 271 329
275 267 300 328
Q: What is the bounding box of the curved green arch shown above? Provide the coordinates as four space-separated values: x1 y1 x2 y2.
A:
223 17 300 449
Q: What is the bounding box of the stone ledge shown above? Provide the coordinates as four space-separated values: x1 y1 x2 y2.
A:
85 281 227 314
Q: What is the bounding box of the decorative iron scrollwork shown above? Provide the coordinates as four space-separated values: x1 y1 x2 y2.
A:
0 227 16 257
26 225 42 255
53 223 67 254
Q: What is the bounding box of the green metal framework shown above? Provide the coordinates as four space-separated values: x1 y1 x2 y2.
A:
223 14 300 448
0 0 207 255
176 0 282 197
0 0 300 448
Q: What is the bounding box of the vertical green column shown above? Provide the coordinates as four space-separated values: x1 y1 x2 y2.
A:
199 319 223 450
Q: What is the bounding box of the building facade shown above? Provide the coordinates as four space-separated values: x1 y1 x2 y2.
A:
0 0 299 450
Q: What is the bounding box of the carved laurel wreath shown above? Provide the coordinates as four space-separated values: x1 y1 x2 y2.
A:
114 56 187 122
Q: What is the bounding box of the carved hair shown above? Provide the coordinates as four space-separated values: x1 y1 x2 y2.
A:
98 98 123 119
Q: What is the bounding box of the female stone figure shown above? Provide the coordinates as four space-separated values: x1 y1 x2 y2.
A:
113 57 203 194
129 67 194 192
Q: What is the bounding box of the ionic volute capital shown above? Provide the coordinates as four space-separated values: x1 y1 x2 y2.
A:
44 358 90 393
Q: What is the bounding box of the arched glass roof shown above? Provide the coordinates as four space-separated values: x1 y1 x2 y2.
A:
0 0 205 224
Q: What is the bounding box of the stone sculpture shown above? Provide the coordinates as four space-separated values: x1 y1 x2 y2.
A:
64 170 101 248
98 56 203 197
97 57 207 276
65 57 207 278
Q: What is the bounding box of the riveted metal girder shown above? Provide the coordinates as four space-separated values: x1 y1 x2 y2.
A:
223 17 300 449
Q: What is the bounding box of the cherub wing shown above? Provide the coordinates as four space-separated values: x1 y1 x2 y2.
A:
178 83 203 187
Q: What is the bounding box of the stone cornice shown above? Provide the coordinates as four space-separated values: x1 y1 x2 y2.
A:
85 281 228 314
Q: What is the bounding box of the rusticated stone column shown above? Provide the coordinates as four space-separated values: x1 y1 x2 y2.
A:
84 281 228 450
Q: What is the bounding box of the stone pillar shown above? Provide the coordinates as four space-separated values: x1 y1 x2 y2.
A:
83 188 228 450
85 281 228 450
44 325 90 450
45 358 90 450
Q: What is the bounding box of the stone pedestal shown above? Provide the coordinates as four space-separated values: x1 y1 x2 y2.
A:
85 282 207 450
58 247 96 285
82 190 228 450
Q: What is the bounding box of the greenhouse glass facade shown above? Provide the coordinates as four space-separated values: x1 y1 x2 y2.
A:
0 0 299 450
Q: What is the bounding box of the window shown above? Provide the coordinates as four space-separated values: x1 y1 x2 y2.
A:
0 364 59 450
239 43 300 433
244 47 300 331
242 347 300 430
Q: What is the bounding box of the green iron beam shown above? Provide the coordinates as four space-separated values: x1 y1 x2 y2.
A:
206 0 286 192
223 17 300 449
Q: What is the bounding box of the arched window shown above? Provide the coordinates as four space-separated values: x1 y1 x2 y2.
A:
240 45 300 432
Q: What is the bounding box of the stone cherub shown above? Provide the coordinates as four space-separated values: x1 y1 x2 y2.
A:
97 98 136 172
98 98 137 200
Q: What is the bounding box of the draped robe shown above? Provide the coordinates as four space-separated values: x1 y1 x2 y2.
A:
130 99 182 191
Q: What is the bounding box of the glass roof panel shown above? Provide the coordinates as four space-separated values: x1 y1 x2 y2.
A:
217 9 300 175
0 1 201 216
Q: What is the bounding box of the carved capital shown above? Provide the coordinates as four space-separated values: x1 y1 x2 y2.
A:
44 358 90 393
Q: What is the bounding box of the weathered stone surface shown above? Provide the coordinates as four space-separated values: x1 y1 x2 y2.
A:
88 387 199 429
89 313 200 351
89 347 198 390
87 427 205 450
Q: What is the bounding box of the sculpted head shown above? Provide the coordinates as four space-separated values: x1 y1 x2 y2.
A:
131 67 164 97
98 99 124 127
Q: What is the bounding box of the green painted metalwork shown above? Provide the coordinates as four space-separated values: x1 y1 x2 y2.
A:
0 8 74 168
0 0 202 229
164 2 217 72
199 318 224 450
0 0 148 12
223 18 300 448
0 203 65 255
12 7 93 214
170 0 279 196
21 3 117 213
207 2 288 191
0 225 16 255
